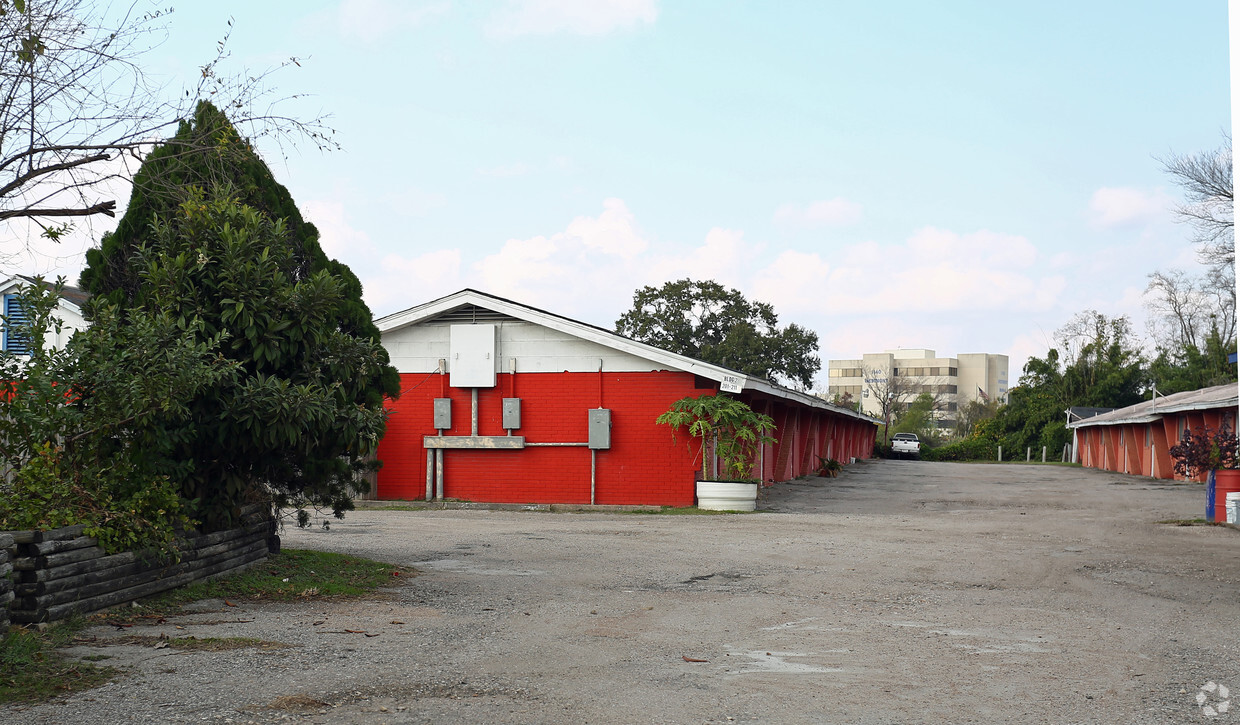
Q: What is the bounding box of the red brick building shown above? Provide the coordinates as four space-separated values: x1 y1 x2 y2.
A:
374 289 878 506
1067 383 1238 479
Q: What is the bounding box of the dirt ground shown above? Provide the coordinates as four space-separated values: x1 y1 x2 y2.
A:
4 459 1240 724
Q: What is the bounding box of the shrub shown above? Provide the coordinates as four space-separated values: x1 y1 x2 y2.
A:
0 281 229 553
1169 424 1237 478
923 437 999 462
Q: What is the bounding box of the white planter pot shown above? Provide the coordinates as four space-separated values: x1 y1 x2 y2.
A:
696 480 758 511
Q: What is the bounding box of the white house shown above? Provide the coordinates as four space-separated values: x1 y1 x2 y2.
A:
0 275 89 354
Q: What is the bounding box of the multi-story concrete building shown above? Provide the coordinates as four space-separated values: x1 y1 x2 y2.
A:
826 349 1009 428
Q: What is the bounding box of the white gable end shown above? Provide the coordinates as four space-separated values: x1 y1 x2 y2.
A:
384 318 677 375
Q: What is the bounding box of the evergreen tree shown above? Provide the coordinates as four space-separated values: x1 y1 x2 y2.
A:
82 100 398 406
80 102 399 528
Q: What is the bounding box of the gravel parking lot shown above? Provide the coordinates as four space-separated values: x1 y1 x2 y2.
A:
5 459 1240 724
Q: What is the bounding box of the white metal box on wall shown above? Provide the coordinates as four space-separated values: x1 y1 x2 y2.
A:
450 324 496 388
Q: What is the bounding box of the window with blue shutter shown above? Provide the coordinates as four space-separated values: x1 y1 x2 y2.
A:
3 293 31 354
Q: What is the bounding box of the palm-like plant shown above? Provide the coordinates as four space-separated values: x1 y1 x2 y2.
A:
656 394 776 481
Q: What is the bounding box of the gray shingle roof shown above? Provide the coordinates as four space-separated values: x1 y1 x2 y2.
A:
1066 383 1238 428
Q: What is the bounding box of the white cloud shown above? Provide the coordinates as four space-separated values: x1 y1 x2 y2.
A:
303 0 449 43
1089 186 1171 228
460 200 768 328
906 226 1035 268
645 227 756 289
564 198 648 258
1003 331 1052 381
303 200 377 258
752 250 833 314
488 0 658 37
473 198 654 317
461 205 1062 373
807 227 1050 316
363 248 464 315
773 197 863 227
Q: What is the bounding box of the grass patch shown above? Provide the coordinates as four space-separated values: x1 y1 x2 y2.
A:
108 548 412 621
1156 518 1235 527
140 548 408 608
0 620 116 704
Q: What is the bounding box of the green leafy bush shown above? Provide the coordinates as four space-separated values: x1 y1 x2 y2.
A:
922 437 1000 462
0 280 230 553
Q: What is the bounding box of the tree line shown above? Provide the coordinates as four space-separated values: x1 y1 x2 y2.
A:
932 135 1236 460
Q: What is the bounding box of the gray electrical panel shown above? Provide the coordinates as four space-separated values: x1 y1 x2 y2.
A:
502 398 521 430
588 408 611 449
433 398 452 430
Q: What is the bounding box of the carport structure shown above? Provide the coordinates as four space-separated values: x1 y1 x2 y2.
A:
1067 382 1238 479
373 289 878 506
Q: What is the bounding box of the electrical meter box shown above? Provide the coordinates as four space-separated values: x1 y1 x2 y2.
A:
433 398 452 430
449 324 496 388
502 398 521 430
588 408 611 449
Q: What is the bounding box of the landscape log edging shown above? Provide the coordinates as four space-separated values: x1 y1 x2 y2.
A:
0 533 14 632
1 504 278 628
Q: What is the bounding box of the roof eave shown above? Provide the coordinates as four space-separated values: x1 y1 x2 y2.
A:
741 376 882 424
1068 395 1240 429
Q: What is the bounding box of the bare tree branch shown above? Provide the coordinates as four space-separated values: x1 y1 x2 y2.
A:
0 1 338 251
0 198 113 219
1159 132 1234 268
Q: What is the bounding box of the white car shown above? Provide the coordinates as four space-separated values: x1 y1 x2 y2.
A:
891 433 920 459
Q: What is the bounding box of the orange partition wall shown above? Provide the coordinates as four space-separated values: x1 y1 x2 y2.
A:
1076 408 1236 481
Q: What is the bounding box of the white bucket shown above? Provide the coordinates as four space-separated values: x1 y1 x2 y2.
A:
1226 492 1240 525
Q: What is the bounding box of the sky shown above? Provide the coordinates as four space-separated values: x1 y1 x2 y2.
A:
6 0 1233 392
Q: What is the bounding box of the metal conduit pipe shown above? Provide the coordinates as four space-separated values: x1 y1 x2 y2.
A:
435 449 444 499
427 426 444 501
425 448 434 501
471 388 478 436
591 449 596 505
